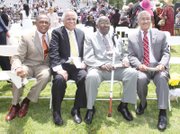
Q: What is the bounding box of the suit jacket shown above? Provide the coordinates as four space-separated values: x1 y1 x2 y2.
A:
84 31 127 67
128 28 170 70
49 26 85 71
11 30 50 70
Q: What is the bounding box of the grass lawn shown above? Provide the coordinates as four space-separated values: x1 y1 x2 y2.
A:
171 45 180 57
0 46 180 133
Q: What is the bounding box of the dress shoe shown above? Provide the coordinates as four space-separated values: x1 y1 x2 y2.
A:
84 107 95 124
53 111 63 126
5 104 20 121
71 108 82 124
157 110 167 131
136 102 147 115
18 98 30 118
117 102 133 121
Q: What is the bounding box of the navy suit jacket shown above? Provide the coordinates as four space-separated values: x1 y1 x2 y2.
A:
49 26 85 72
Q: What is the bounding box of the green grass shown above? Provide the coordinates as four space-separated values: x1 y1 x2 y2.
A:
171 45 180 57
0 64 180 133
0 46 180 133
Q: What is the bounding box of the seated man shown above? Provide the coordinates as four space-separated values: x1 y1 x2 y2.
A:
84 16 138 124
49 9 87 126
5 13 51 121
128 11 170 131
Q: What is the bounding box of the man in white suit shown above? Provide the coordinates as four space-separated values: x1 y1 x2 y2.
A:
128 11 170 131
5 13 51 121
84 16 138 124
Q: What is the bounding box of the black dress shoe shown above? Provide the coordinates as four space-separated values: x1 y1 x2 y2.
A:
71 108 82 124
136 102 147 115
53 111 63 126
84 107 95 125
117 102 133 121
157 111 167 131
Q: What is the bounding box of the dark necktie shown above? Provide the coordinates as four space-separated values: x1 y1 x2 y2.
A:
42 34 48 59
143 31 149 66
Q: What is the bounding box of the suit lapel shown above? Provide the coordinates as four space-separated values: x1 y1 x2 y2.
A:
138 30 143 56
34 31 43 56
62 27 70 47
74 29 81 53
150 29 157 53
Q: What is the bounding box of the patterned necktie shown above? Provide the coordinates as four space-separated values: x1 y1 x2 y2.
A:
69 31 78 57
103 35 111 51
143 31 149 66
42 34 48 59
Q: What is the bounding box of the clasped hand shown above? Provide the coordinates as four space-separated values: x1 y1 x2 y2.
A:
16 67 27 78
57 69 68 81
138 64 165 72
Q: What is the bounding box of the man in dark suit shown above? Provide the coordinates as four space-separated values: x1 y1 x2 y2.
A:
128 11 170 131
49 9 87 126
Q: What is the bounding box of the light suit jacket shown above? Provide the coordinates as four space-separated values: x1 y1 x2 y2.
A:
84 31 128 67
128 28 170 71
11 30 51 70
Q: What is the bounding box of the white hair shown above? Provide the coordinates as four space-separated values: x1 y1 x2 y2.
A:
61 9 78 21
137 10 151 21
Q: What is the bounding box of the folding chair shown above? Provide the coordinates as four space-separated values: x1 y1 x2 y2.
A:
0 45 18 82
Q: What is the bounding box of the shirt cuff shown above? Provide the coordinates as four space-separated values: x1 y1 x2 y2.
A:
52 65 63 72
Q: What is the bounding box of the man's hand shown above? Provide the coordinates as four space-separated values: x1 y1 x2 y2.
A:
6 31 10 38
122 58 129 67
156 64 165 71
138 64 148 72
100 63 114 72
81 62 87 69
16 67 27 78
57 69 68 81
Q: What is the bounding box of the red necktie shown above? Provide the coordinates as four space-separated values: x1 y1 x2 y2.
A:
42 34 48 59
143 31 149 66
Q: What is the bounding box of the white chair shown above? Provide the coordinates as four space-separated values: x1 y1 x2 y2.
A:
0 45 18 82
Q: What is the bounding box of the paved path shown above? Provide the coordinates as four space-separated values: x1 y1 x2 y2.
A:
170 57 180 64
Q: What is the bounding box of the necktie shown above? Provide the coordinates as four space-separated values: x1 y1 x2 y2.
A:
69 31 78 57
143 31 150 66
42 34 48 59
103 35 111 51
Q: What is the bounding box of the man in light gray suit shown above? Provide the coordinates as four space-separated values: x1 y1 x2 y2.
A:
5 14 51 121
128 11 170 131
84 16 138 124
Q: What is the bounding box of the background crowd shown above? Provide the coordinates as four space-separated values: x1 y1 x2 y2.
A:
0 0 179 36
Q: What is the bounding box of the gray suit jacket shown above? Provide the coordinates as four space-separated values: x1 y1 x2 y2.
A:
84 31 127 67
128 28 170 70
11 30 51 70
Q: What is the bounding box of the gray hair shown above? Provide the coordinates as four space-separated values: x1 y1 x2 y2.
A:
137 10 151 21
61 9 78 21
96 16 110 25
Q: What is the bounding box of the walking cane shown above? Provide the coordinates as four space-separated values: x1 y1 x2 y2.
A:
108 33 118 117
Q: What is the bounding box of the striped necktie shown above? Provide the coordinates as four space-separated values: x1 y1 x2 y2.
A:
143 31 149 66
42 34 48 59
